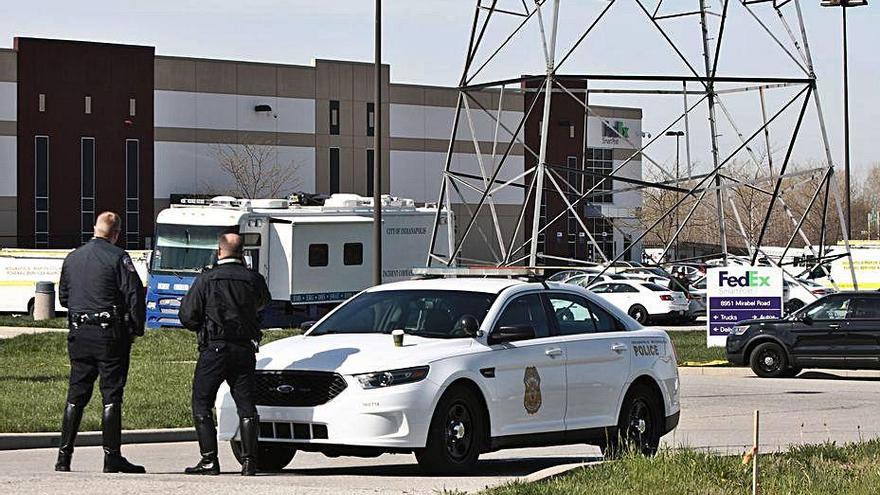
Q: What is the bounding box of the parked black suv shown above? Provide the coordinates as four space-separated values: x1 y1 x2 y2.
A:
726 291 880 378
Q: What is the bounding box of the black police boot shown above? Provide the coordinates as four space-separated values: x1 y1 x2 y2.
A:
101 403 146 474
184 414 220 475
239 416 260 476
55 402 84 472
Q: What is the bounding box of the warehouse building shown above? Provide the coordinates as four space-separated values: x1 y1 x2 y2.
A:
0 37 642 263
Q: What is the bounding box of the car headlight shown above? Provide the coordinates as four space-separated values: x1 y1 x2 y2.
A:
355 366 429 389
731 325 750 336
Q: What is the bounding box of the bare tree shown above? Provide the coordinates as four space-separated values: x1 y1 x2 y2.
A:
211 141 303 199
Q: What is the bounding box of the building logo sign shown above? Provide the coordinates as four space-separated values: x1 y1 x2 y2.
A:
602 121 629 145
706 266 783 347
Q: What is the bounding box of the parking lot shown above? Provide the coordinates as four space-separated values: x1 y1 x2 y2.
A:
3 368 879 495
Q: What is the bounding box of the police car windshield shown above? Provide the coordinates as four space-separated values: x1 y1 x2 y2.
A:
310 290 497 339
151 224 235 274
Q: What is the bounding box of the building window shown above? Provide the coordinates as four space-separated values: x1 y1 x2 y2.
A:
565 156 579 252
329 147 340 194
586 217 614 261
569 125 575 139
367 102 375 137
129 98 136 117
34 136 49 247
585 148 613 203
38 94 45 113
81 138 95 244
343 243 363 266
125 139 139 248
329 100 340 135
309 244 329 267
366 149 374 197
84 96 92 115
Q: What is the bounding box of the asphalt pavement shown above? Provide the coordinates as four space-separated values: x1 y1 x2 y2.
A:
3 368 880 494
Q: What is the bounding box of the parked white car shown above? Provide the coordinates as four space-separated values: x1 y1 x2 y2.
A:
565 273 629 287
216 276 681 474
784 278 837 313
588 280 689 324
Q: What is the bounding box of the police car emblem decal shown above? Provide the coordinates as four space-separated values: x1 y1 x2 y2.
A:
523 366 542 415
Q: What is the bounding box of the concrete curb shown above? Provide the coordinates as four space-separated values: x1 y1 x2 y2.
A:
0 428 195 451
520 460 605 484
678 366 880 378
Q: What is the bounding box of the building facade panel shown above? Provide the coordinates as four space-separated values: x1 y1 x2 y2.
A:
154 141 315 199
390 103 524 143
0 82 16 121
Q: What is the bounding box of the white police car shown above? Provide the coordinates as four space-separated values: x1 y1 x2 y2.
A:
216 272 681 474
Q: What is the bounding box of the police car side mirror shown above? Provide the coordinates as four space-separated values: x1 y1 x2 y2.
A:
301 321 317 332
489 325 535 345
800 314 813 325
457 315 480 337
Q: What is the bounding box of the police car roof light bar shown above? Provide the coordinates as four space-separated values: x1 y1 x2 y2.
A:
412 266 545 279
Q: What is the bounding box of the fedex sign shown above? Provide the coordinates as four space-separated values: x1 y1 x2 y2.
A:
718 270 771 288
706 266 782 347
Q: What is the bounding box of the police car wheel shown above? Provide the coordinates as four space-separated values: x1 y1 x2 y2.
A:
415 386 484 474
749 342 788 378
230 440 296 472
628 305 649 324
603 384 662 458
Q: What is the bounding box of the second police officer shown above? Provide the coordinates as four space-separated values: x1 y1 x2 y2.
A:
179 232 271 476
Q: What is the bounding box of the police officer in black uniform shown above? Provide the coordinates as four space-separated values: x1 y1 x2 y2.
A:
55 212 146 473
179 233 270 476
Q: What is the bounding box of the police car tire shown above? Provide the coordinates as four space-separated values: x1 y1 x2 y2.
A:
603 383 662 458
628 305 649 324
230 440 296 472
749 342 788 378
415 385 484 474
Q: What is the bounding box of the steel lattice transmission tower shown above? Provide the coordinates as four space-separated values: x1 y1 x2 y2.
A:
425 0 858 289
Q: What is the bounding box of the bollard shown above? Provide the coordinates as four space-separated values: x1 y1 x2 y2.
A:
33 281 55 321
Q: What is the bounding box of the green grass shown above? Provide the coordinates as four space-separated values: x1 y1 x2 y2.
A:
668 331 728 365
0 328 300 433
481 440 880 495
0 314 68 328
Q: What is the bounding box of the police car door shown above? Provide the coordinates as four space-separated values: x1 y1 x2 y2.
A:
547 292 631 430
487 293 567 437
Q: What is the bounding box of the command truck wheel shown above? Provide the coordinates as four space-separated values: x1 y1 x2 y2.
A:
415 385 484 475
230 440 296 472
628 304 649 324
602 383 663 459
749 342 789 378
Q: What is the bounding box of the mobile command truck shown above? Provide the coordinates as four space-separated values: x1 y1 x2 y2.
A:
146 194 451 328
0 248 150 314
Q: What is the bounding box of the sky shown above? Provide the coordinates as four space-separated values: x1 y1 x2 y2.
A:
1 0 877 178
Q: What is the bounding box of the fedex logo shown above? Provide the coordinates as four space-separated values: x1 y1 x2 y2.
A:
718 270 770 288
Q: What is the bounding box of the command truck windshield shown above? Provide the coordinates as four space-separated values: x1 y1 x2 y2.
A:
150 224 236 274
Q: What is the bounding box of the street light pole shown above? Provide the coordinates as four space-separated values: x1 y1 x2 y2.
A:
842 5 851 239
373 0 383 286
822 0 867 239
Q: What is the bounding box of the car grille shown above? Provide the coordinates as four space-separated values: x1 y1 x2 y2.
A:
254 370 347 407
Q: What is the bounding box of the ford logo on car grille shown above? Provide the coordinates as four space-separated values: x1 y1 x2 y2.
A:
275 384 295 394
